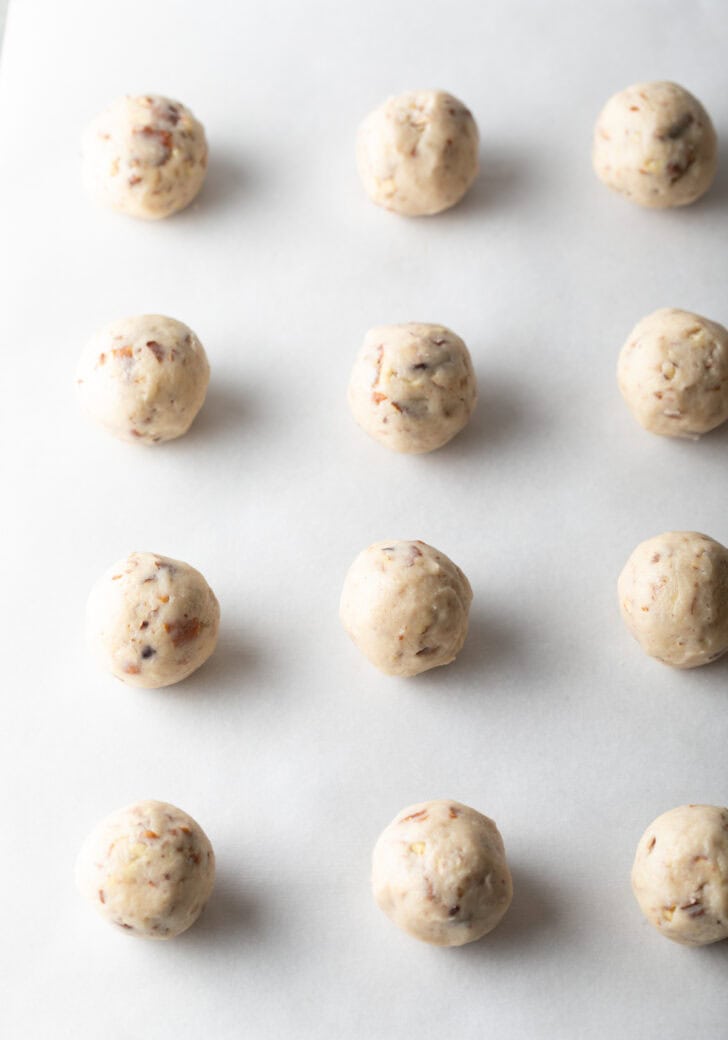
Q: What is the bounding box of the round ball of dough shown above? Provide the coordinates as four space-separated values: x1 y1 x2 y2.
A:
76 314 210 444
86 552 220 688
356 90 479 216
372 799 513 946
76 799 215 939
592 81 717 208
618 531 728 668
82 94 208 219
347 323 477 454
618 308 728 439
339 540 472 677
632 804 728 946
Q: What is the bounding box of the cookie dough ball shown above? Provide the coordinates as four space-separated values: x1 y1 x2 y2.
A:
76 315 210 444
86 552 220 688
618 531 728 668
348 323 477 454
618 308 728 439
592 81 717 208
76 799 215 939
632 805 728 946
372 800 512 946
340 540 472 677
82 94 208 219
356 90 479 216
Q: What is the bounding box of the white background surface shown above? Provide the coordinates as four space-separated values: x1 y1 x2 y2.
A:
2 0 728 1037
0 2 8 51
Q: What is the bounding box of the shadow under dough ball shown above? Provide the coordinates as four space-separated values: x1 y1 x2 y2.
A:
592 81 717 208
617 308 728 439
76 800 215 939
356 90 479 215
339 539 472 676
632 804 728 946
372 799 513 946
76 314 210 444
348 322 477 453
86 551 220 688
82 94 208 219
618 531 728 668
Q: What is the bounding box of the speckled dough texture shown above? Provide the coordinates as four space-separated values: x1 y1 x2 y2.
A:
82 94 208 219
632 804 728 946
348 323 477 454
76 314 210 444
592 81 717 208
339 540 472 677
618 308 728 439
356 90 479 216
76 800 215 939
618 531 728 668
86 552 220 688
372 800 512 946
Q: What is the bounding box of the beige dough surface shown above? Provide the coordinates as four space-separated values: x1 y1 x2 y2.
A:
618 308 728 438
356 90 479 216
76 799 215 939
339 540 472 677
86 552 220 688
592 81 717 208
347 323 477 454
82 94 208 219
76 314 210 444
618 531 728 668
372 799 512 946
632 804 728 946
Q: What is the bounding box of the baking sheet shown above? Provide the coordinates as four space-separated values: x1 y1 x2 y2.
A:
2 0 728 1036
